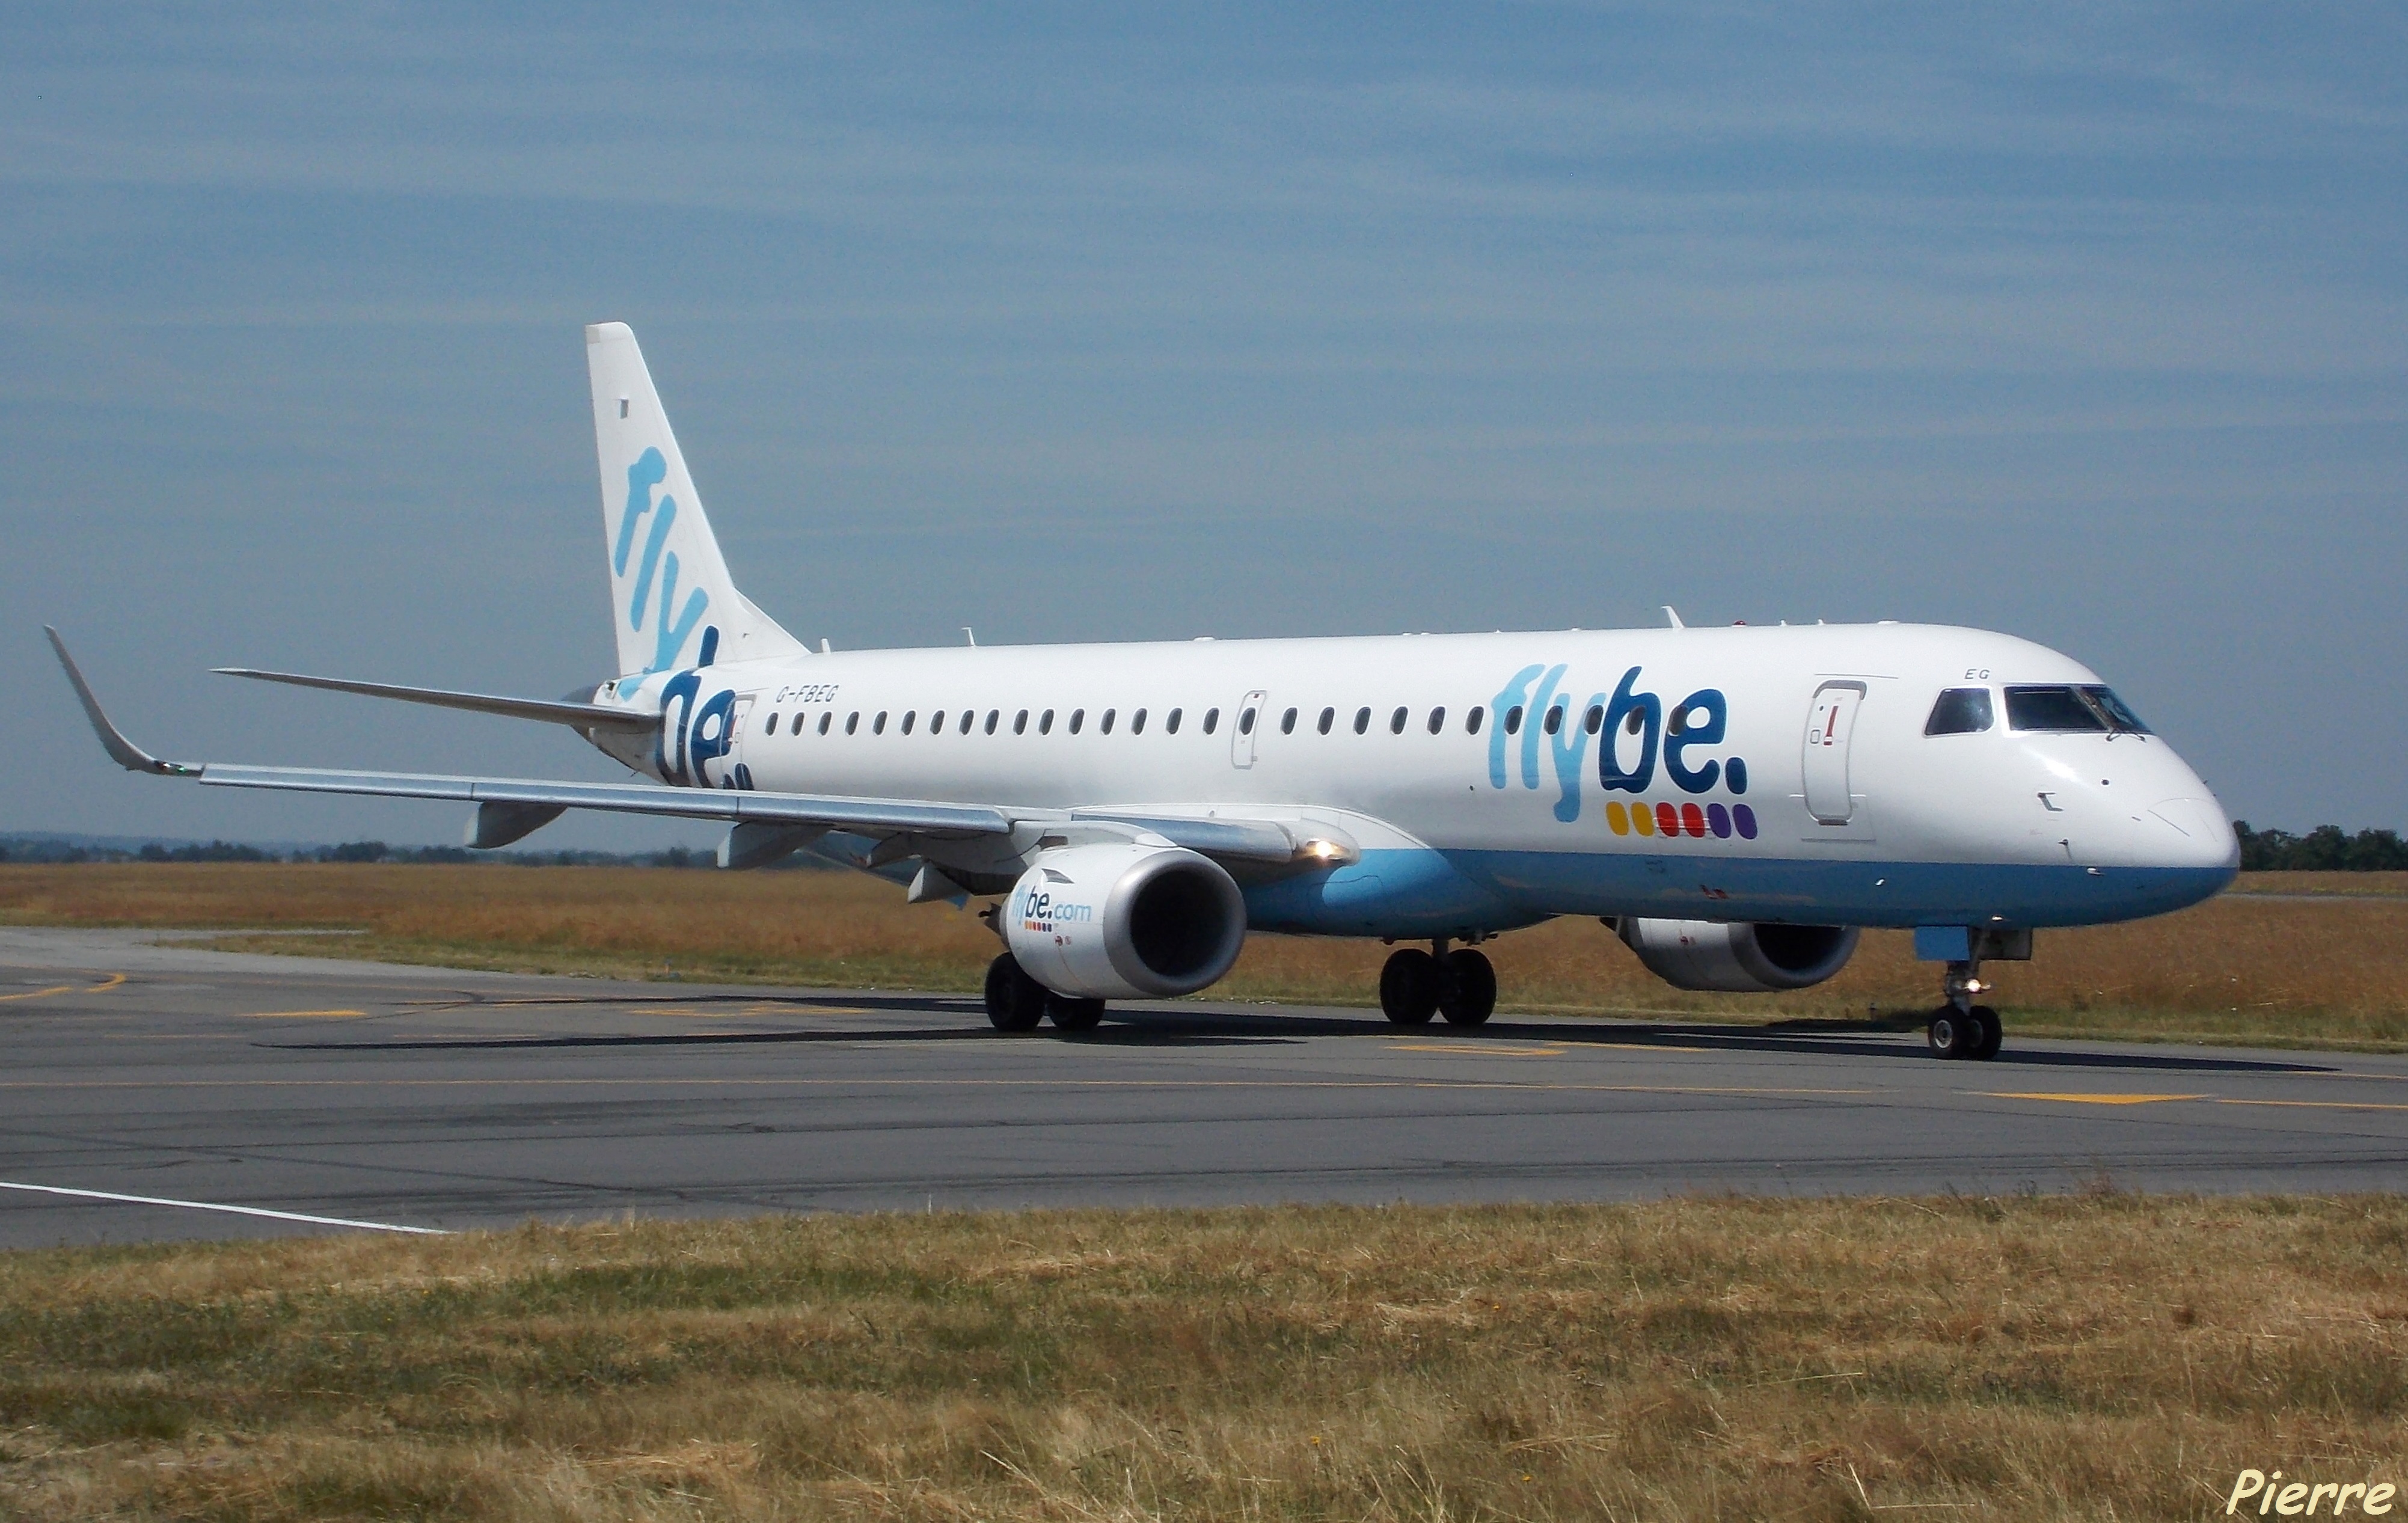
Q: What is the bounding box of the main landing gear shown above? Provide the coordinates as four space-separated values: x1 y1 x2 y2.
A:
1379 940 1497 1028
1927 958 2003 1061
983 952 1104 1034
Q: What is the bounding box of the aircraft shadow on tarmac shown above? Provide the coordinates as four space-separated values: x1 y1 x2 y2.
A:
262 992 2336 1074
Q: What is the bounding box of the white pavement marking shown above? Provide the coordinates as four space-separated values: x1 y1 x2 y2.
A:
0 1180 451 1235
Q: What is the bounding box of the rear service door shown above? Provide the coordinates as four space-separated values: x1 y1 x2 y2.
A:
721 694 757 789
1802 682 1866 824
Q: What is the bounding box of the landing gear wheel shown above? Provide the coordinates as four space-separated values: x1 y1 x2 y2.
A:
1928 1008 1979 1059
1437 949 1497 1026
1968 1005 2003 1061
1046 993 1106 1032
1380 948 1439 1025
983 953 1047 1032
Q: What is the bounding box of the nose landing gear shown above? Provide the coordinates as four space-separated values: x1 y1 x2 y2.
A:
1928 958 2003 1059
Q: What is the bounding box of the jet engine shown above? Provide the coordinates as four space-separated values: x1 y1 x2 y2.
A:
1617 918 1860 993
1003 843 1248 1000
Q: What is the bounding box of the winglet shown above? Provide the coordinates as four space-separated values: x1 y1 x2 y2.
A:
44 627 200 776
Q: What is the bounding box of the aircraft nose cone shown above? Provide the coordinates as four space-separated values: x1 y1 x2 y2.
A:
2148 795 2240 871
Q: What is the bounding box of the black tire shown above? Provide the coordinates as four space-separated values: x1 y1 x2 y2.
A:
1046 993 1106 1032
1968 1005 2003 1061
1927 1008 1974 1059
1438 949 1497 1026
1380 948 1439 1025
984 953 1047 1032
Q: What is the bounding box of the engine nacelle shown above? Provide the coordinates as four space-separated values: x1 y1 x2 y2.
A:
1618 918 1860 993
1003 843 1248 1000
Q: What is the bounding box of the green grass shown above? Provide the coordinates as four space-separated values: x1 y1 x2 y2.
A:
5 1198 2406 1520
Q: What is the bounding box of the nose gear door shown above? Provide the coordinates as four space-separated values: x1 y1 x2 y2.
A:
1802 681 1866 825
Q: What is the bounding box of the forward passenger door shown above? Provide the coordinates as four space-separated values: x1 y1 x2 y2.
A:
1802 682 1865 825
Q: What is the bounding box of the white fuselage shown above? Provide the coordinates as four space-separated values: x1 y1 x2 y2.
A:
588 620 2236 939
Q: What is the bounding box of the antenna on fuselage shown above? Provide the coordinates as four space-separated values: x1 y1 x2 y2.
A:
963 627 977 647
1661 605 1685 628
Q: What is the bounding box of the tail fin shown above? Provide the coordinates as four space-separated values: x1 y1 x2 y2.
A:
586 322 804 677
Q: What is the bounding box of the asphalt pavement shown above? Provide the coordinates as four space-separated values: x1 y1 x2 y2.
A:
2 927 2403 1246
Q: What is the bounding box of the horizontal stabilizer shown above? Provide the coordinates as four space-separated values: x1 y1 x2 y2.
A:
213 667 658 733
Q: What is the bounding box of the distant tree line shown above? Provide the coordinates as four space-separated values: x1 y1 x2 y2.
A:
2233 823 2408 872
6 827 2398 872
0 837 764 869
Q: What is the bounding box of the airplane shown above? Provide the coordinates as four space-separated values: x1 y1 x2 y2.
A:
47 322 2239 1059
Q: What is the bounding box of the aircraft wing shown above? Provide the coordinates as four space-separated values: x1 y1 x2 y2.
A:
195 763 1013 836
47 629 1356 866
49 627 1007 839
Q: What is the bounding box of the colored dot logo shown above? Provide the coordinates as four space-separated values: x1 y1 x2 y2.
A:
1605 800 1756 840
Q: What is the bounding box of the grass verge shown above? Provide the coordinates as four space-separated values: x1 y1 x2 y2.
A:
5 1197 2404 1522
4 864 2406 1049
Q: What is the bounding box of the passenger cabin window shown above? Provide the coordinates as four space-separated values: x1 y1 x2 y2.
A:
1203 708 1219 734
925 710 940 734
1100 708 1115 734
764 712 779 734
794 713 807 735
1354 706 1371 734
1427 706 1445 734
2004 684 2151 735
1389 706 1408 735
1013 709 1028 734
1070 708 1085 735
1239 707 1257 735
984 709 999 734
846 712 860 734
1317 706 1334 734
818 712 832 735
1166 708 1183 734
1584 705 1603 735
873 711 887 734
1132 708 1147 734
1466 706 1484 735
1040 709 1055 734
1624 708 1644 735
1543 705 1563 735
1504 705 1523 735
1281 707 1297 735
1926 688 1994 736
959 711 973 735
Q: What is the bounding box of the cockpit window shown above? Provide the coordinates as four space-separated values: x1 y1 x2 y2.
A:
1924 688 1994 736
2085 687 2152 734
2005 684 2152 735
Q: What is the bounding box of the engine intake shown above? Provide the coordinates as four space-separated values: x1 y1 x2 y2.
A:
1618 918 1860 993
1004 843 1248 1000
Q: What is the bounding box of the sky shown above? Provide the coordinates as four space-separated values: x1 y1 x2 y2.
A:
2 2 2402 849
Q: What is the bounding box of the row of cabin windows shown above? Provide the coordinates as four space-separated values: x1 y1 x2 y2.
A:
756 698 1721 741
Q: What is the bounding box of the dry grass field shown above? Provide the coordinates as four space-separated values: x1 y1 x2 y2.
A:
3 1197 2403 1522
2 864 2406 1048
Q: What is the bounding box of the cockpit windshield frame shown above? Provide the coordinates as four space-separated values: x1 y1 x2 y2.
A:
2003 684 2152 736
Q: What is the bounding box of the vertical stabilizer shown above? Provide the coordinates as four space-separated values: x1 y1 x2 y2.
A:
586 322 804 677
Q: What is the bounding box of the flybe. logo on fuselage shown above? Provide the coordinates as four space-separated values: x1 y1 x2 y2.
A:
1489 664 1760 840
615 447 715 674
